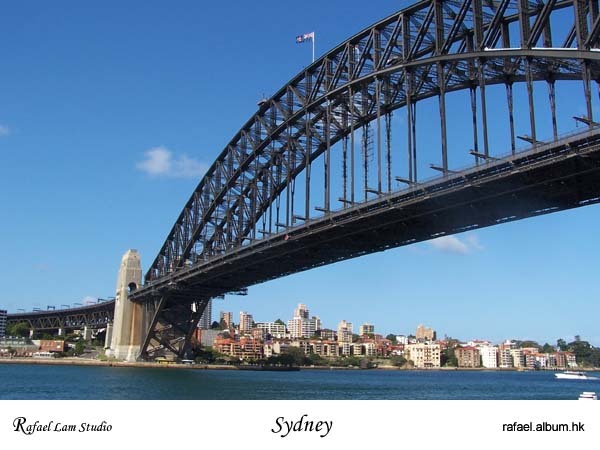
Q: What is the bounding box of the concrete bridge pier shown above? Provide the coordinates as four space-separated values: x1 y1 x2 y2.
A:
105 249 143 361
104 322 113 349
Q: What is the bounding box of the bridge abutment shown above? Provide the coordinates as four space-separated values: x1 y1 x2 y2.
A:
106 249 143 361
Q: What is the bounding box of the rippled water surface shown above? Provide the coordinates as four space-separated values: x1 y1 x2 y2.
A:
1 364 598 400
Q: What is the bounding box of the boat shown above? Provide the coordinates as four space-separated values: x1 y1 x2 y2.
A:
554 371 598 380
578 391 597 400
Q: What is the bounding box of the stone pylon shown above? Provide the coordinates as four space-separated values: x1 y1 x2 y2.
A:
106 249 143 361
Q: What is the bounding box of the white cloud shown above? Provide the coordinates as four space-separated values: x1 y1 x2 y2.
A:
428 233 483 255
82 296 98 305
136 146 207 178
0 124 11 136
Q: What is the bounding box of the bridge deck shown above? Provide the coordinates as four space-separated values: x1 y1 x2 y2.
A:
131 128 600 304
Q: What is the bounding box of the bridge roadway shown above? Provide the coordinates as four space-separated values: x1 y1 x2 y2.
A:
6 300 114 331
130 127 600 305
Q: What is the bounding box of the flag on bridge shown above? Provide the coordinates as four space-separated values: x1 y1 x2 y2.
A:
296 32 314 43
296 32 315 63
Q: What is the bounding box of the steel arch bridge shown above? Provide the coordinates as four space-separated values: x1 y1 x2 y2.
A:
121 0 600 360
6 300 115 332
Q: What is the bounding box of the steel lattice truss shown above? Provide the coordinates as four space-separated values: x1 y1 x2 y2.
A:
128 0 600 360
146 0 600 283
7 300 115 331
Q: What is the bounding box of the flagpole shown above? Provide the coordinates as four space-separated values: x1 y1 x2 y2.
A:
312 32 315 63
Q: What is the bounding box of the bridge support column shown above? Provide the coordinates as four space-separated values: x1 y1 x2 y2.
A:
105 249 143 362
104 322 113 349
57 328 65 337
82 326 92 341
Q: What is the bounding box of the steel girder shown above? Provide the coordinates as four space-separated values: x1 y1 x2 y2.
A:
144 0 600 284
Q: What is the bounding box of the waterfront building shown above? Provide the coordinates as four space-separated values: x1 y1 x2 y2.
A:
0 309 6 338
239 311 254 334
198 299 213 329
214 336 263 360
255 322 287 339
415 324 436 342
363 342 376 357
556 351 577 368
39 340 66 353
0 337 38 357
510 348 525 368
359 323 375 336
310 340 337 358
479 345 498 368
455 346 481 368
405 342 441 368
220 311 233 328
498 348 513 368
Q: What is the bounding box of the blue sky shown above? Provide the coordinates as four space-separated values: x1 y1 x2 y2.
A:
1 1 598 346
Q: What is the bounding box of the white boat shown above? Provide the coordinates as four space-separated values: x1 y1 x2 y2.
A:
555 371 597 380
578 391 597 400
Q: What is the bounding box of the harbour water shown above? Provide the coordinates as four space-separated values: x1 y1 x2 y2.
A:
1 364 599 400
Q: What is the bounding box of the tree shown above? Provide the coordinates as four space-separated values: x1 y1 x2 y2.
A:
210 321 220 330
274 319 285 326
73 341 85 356
6 322 30 338
442 347 458 367
557 338 568 351
385 334 397 344
282 347 307 366
541 343 555 353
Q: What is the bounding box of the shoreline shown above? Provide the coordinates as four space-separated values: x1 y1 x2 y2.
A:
0 357 598 372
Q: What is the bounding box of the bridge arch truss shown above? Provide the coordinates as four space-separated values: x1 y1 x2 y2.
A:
132 0 600 359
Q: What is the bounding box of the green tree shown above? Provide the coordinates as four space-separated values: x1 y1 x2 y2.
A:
557 338 568 351
541 343 555 353
385 334 397 344
210 321 220 330
282 347 307 366
73 341 85 356
306 353 326 366
274 319 285 326
6 322 30 338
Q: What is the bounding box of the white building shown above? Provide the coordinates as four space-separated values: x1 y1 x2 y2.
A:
287 304 321 338
255 322 287 339
479 345 498 368
396 335 408 345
